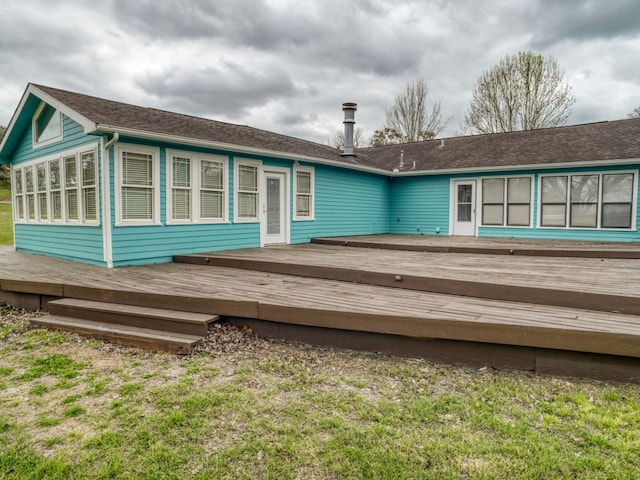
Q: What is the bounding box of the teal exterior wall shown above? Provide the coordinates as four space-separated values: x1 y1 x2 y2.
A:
390 165 640 242
291 164 390 243
108 139 391 266
390 175 451 235
11 114 105 265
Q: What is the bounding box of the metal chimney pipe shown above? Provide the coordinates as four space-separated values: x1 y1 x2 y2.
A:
341 102 357 157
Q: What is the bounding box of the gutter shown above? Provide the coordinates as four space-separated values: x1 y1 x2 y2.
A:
93 125 393 176
101 132 119 268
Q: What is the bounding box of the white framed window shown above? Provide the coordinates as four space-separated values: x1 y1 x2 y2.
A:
166 151 228 224
13 168 25 222
32 102 62 147
49 159 62 222
234 159 260 222
81 151 97 222
64 154 79 222
481 176 532 227
12 146 99 226
116 144 159 225
200 158 226 221
540 171 637 229
294 166 314 220
25 165 35 221
36 162 48 221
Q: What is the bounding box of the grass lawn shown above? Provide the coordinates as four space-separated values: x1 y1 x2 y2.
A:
0 185 13 245
0 202 13 245
1 305 639 479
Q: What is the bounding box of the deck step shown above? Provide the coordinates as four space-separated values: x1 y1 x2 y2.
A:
32 315 204 354
48 298 218 337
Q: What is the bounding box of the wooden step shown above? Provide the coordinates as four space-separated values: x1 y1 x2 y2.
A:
32 315 204 354
48 298 218 336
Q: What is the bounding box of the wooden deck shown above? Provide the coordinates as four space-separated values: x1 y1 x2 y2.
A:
2 239 640 383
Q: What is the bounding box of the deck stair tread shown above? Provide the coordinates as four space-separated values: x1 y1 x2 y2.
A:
48 298 218 324
32 315 204 353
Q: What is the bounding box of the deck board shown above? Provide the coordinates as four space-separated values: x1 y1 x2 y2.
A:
2 245 640 360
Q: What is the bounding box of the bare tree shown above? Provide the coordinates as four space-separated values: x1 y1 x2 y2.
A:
328 127 366 149
463 51 575 134
629 107 640 118
371 79 451 146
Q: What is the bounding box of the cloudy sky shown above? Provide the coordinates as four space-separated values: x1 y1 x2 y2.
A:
1 0 639 144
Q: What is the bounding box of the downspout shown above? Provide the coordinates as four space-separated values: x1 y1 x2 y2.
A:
101 132 119 268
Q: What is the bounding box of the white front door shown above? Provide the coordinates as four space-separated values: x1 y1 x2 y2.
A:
452 180 476 236
261 171 287 245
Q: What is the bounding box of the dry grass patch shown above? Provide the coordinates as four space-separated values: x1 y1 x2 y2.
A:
1 302 639 479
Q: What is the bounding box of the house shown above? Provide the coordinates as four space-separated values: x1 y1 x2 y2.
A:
1 83 639 267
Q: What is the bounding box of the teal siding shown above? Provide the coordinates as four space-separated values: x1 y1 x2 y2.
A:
10 114 105 265
109 141 264 266
390 165 640 242
478 165 640 242
290 165 390 243
14 224 104 265
12 115 98 165
390 175 451 235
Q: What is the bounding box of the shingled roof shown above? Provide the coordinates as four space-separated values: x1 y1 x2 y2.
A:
356 118 640 173
27 84 640 174
33 84 357 166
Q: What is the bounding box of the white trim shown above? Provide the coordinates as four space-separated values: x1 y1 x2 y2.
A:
478 174 535 228
166 149 229 225
31 101 63 148
537 169 638 231
114 143 161 226
11 144 100 227
293 165 315 221
101 136 115 268
450 179 477 236
234 158 262 223
260 166 290 246
95 125 393 176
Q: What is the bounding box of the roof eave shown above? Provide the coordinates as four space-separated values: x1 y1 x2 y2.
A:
94 125 393 176
0 84 98 162
393 157 640 176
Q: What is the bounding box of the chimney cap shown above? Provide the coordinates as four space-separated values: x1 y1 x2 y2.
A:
342 102 358 110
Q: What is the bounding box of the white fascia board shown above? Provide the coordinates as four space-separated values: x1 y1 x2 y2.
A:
94 125 393 176
394 157 640 177
28 85 97 133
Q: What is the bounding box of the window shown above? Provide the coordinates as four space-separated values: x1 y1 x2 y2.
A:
540 172 636 229
119 148 156 223
64 155 78 221
81 151 97 222
294 167 314 220
166 151 227 223
36 163 48 221
25 166 35 221
12 147 99 226
33 102 62 146
540 176 567 227
602 173 633 228
49 159 62 221
13 169 25 221
171 156 191 221
235 161 259 221
481 176 531 227
200 159 224 220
